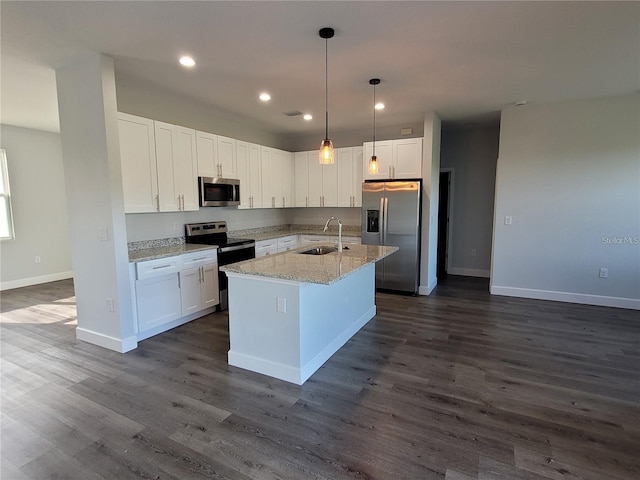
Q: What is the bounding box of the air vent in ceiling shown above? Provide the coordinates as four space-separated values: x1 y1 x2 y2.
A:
283 110 303 117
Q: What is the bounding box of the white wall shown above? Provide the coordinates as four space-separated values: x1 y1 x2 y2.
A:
419 112 442 295
0 125 72 290
441 124 499 277
491 94 640 309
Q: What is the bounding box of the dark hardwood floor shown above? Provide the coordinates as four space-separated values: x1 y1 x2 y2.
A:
1 276 638 479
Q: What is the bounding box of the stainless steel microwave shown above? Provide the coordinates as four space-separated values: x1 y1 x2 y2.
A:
198 177 241 207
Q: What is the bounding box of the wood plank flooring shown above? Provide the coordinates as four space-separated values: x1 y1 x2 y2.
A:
1 276 638 479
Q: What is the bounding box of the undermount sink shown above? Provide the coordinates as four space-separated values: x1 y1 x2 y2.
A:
298 246 338 255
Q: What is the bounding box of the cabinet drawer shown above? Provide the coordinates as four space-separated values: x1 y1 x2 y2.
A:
136 256 180 280
277 235 299 251
181 250 217 267
255 239 278 257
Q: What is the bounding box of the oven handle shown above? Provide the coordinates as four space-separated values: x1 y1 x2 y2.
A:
218 243 255 254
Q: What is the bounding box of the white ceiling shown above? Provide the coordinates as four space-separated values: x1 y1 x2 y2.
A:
1 1 638 135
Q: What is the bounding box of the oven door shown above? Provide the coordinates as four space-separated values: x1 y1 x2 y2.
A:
199 177 240 207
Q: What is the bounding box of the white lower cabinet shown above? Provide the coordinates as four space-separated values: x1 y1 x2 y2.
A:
255 238 278 257
134 249 219 339
277 235 299 252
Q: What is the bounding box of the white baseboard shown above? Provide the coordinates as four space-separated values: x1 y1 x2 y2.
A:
418 279 437 296
1 271 73 291
490 285 640 310
447 267 491 278
76 327 138 353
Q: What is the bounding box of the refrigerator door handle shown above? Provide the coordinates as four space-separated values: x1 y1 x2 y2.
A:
379 197 385 245
383 197 389 244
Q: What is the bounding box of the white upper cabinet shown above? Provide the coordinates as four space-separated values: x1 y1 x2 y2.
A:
118 113 196 213
337 146 363 207
216 135 237 178
294 151 309 207
196 132 236 178
260 146 277 208
173 126 198 211
307 150 337 207
118 113 158 213
236 140 262 209
154 121 198 212
278 150 294 208
362 138 422 180
196 131 217 178
393 138 423 179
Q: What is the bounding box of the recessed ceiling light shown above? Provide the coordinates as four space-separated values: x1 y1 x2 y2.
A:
303 114 313 121
375 102 385 110
259 92 271 102
179 56 196 67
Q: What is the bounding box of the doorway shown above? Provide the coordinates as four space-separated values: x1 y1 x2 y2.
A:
437 170 452 279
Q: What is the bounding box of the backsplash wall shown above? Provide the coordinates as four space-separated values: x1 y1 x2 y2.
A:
125 207 362 242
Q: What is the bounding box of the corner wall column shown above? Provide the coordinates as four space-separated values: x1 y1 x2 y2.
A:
56 53 136 352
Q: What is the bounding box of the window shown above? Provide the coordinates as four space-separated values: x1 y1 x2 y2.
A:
0 149 15 240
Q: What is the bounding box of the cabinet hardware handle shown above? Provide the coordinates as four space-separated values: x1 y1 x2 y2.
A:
306 196 308 207
156 194 160 211
177 272 181 288
282 196 285 207
152 264 172 270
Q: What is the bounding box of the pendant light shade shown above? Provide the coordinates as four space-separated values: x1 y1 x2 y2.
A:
319 27 335 165
368 78 381 174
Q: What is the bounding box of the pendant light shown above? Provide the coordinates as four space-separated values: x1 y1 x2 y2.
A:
368 78 381 175
319 27 335 165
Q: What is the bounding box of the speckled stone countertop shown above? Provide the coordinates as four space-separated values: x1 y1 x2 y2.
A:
128 224 362 263
221 244 397 285
230 224 361 242
128 243 217 263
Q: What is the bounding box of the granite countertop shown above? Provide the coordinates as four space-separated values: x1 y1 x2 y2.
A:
128 224 362 263
221 244 398 285
128 243 218 263
230 224 361 242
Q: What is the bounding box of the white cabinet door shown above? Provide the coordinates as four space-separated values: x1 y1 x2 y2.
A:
118 113 158 213
352 146 363 207
236 141 262 209
179 267 202 316
279 150 294 208
261 146 281 208
363 140 393 180
154 121 180 212
196 131 217 178
236 140 251 209
201 262 220 309
294 151 309 207
248 143 262 208
217 135 237 178
174 126 198 211
307 150 323 207
136 273 182 332
321 158 338 207
393 137 422 178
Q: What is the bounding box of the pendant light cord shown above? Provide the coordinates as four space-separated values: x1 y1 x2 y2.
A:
372 82 376 156
325 36 329 140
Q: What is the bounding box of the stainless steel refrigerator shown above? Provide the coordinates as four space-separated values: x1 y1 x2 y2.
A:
361 180 421 294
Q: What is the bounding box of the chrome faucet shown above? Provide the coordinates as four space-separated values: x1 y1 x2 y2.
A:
323 216 343 252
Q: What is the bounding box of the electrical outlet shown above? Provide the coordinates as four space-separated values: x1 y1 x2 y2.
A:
471 249 477 257
173 222 180 231
106 298 114 312
97 227 108 241
504 216 512 225
599 268 608 279
35 255 41 263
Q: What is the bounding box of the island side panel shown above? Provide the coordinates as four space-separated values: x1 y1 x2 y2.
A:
227 275 303 383
298 263 376 383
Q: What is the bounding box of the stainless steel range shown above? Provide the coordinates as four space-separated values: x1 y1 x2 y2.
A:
185 221 255 310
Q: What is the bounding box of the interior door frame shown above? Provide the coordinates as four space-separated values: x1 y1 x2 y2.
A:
439 168 455 276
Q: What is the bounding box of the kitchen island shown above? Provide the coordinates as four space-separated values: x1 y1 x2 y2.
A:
221 244 398 384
